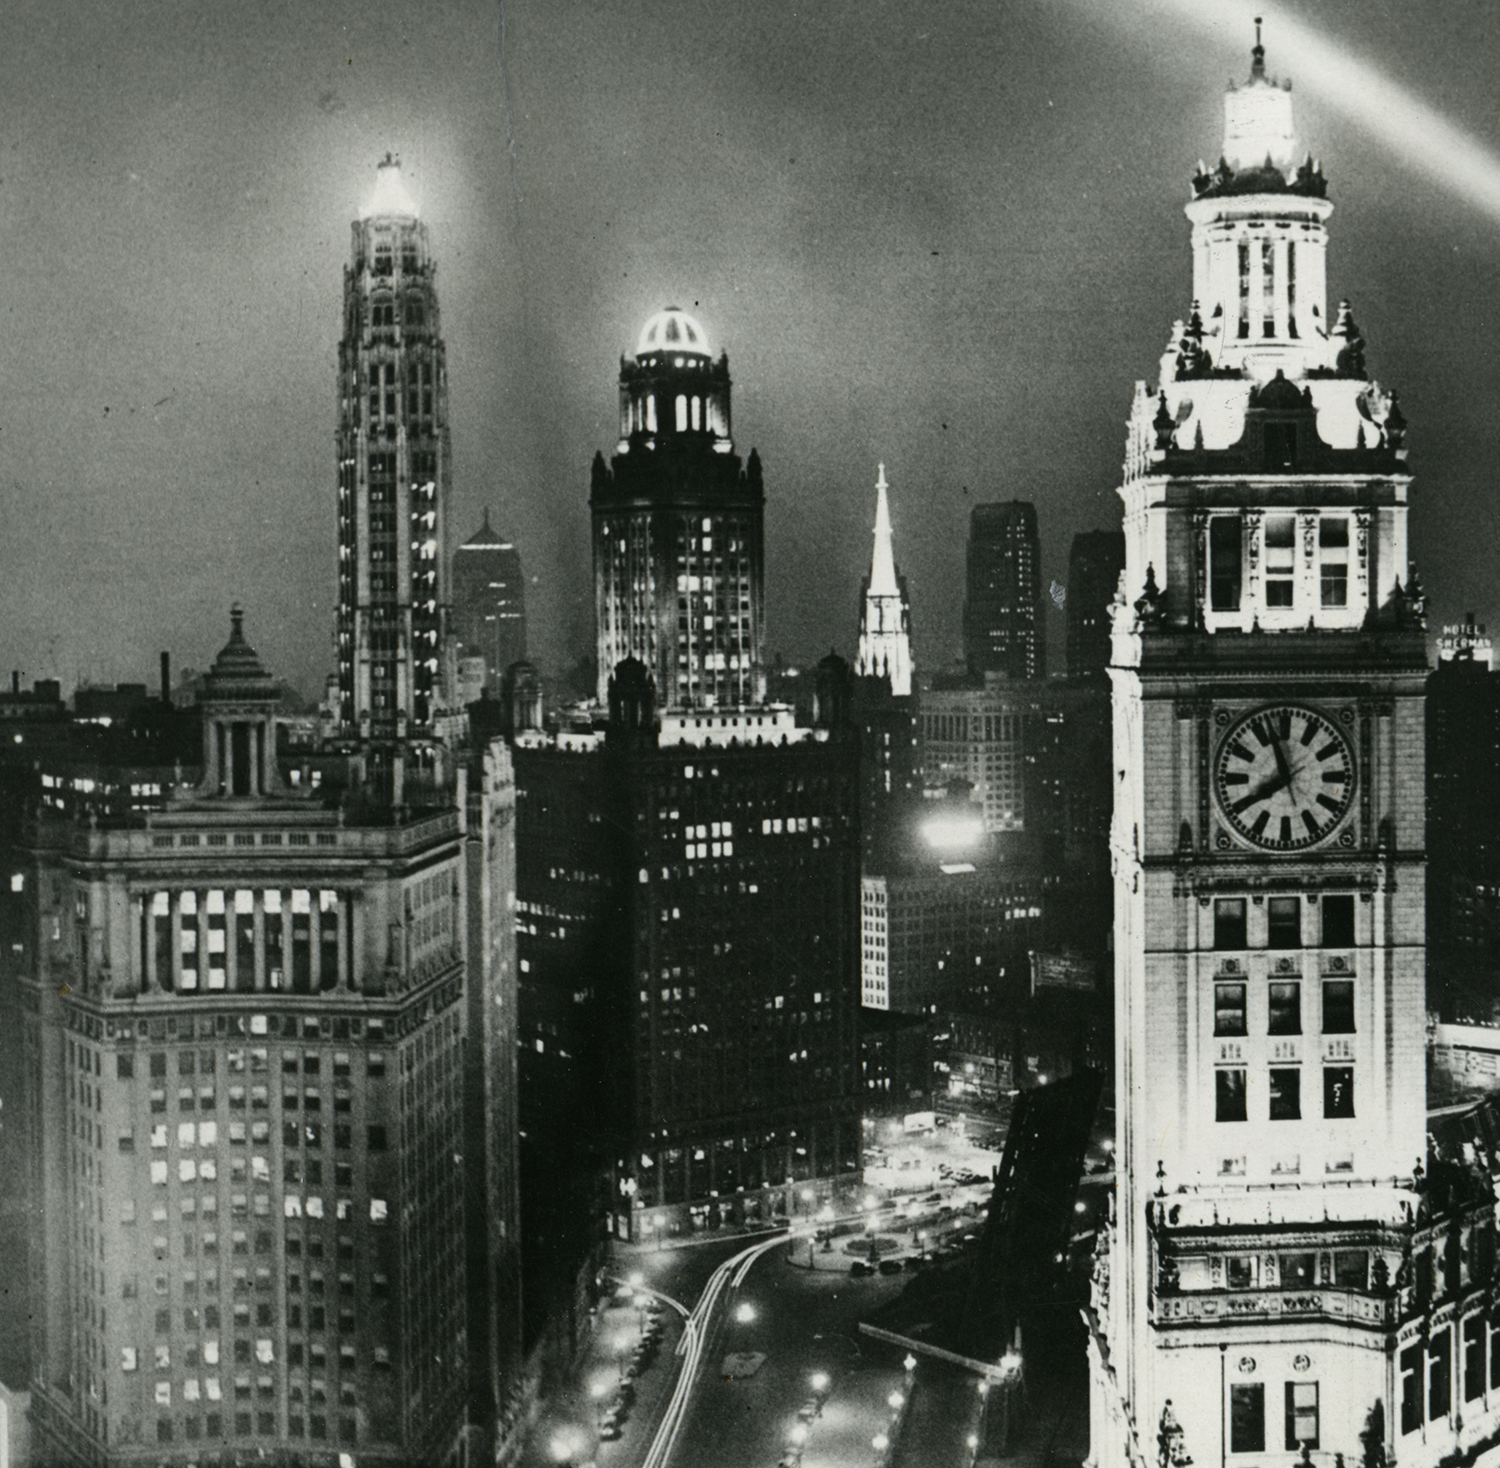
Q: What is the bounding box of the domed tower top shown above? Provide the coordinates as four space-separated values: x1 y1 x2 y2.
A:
616 304 733 454
198 605 284 799
635 306 713 362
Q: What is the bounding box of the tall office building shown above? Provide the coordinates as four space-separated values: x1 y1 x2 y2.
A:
855 465 913 698
453 511 527 692
335 156 452 740
1065 530 1125 682
24 612 472 1467
1426 620 1500 981
515 309 862 1264
1089 34 1492 1468
591 306 766 710
962 501 1044 680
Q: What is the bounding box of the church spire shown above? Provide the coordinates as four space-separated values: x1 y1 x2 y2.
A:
855 464 913 696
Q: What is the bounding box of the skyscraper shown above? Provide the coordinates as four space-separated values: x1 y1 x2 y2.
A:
515 308 862 1269
1090 33 1484 1468
591 306 766 710
335 156 451 739
24 612 473 1467
962 500 1044 681
855 465 913 698
1064 529 1125 682
453 511 527 692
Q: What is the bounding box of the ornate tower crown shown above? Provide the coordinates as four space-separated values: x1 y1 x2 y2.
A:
855 464 913 697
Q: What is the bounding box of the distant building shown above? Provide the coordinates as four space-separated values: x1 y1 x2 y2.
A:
591 306 765 710
1064 529 1125 682
962 501 1044 681
919 674 1034 836
453 510 527 691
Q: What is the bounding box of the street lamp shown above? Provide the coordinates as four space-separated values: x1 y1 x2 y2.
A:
904 1354 917 1374
735 1302 756 1324
810 1372 830 1394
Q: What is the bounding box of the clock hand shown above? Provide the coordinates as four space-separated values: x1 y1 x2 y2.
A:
1268 726 1294 788
1231 768 1292 814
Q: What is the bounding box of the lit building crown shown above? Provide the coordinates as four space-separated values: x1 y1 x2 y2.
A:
360 152 419 219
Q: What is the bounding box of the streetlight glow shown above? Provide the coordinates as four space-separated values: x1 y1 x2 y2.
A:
810 1371 830 1392
735 1302 756 1324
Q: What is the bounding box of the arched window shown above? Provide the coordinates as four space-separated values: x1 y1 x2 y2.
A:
675 395 688 432
646 395 657 433
691 396 701 431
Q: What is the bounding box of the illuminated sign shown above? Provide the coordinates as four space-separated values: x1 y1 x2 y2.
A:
1438 621 1492 661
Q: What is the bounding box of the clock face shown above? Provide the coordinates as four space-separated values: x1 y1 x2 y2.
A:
1214 705 1356 851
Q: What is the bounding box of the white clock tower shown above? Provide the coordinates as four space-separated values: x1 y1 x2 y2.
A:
1089 30 1500 1468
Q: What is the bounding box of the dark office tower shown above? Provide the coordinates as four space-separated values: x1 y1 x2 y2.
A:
1064 529 1125 682
515 686 862 1249
962 501 1044 680
1427 622 1500 985
336 155 452 738
453 510 527 691
591 307 766 709
25 611 471 1468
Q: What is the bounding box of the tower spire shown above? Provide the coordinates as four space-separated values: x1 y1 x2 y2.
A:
1251 15 1266 79
855 464 913 696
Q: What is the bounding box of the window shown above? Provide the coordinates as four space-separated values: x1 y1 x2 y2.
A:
1466 1316 1486 1403
1430 1328 1452 1422
1264 516 1295 605
1268 982 1301 1035
1285 1382 1319 1449
1269 1068 1300 1120
1214 983 1247 1036
1320 518 1349 607
1216 1069 1247 1122
1210 517 1242 611
1401 1344 1423 1434
1268 896 1301 949
1324 1067 1354 1118
118 1054 134 1079
1333 1250 1368 1288
1226 1256 1256 1289
1231 1384 1265 1453
1280 1253 1316 1289
1322 895 1355 947
1322 980 1354 1034
1214 899 1247 950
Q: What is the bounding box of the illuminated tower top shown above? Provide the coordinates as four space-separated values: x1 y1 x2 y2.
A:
1118 28 1414 640
592 305 765 710
855 464 913 697
335 155 452 744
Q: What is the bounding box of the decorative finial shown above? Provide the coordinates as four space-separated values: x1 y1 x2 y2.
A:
230 602 245 637
876 462 888 492
1252 17 1266 79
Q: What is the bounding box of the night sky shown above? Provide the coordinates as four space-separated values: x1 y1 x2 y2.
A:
4 0 1499 697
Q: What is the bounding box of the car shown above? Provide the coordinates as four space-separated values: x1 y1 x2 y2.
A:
922 1190 943 1203
878 1257 904 1275
599 1421 622 1441
849 1260 874 1276
797 1398 820 1421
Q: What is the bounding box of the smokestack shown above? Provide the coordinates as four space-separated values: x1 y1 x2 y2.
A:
10 671 17 695
161 652 171 707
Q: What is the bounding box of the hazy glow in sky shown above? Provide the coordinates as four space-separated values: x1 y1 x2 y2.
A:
1137 0 1500 224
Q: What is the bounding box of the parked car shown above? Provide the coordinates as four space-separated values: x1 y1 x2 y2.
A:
879 1257 904 1275
849 1260 874 1276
